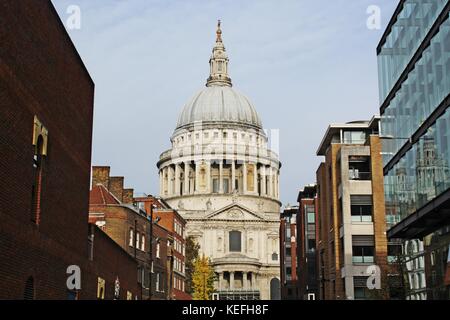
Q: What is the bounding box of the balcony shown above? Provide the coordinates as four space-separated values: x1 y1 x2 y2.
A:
349 171 372 181
349 156 371 181
351 215 373 223
352 256 374 264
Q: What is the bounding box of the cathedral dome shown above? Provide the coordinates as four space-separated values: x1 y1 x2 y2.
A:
175 20 263 132
175 86 262 130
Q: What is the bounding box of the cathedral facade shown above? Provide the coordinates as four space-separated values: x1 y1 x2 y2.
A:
157 22 281 300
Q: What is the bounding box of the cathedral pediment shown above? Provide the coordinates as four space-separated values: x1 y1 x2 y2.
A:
205 203 265 221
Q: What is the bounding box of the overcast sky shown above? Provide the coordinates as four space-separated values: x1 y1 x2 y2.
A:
52 0 398 206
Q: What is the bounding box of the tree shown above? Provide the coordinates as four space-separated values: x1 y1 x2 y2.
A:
192 255 216 300
185 236 200 296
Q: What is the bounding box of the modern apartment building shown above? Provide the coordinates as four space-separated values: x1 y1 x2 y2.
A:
316 117 389 300
378 0 450 300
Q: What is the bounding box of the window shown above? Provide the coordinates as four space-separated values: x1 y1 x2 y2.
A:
229 231 242 252
354 277 370 300
129 229 134 247
223 179 229 193
343 131 366 144
272 252 279 261
388 244 402 263
350 195 373 222
286 267 292 281
353 246 374 264
285 226 291 238
136 232 140 249
285 246 291 257
156 273 161 292
156 242 161 258
213 178 219 193
349 156 371 180
352 236 375 264
31 116 48 225
31 136 45 224
141 235 146 251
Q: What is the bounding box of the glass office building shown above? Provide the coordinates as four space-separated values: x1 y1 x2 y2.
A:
379 0 450 299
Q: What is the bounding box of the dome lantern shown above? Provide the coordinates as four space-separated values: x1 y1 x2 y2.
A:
206 20 232 87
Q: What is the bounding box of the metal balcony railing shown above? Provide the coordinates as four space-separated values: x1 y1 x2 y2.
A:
349 171 372 180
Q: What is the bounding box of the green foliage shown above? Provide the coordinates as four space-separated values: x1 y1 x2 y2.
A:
185 236 200 295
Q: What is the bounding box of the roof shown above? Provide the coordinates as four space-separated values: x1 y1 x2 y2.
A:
297 184 317 202
89 184 121 205
316 115 380 156
175 86 263 132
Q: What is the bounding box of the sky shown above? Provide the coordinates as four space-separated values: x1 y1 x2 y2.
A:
52 0 398 206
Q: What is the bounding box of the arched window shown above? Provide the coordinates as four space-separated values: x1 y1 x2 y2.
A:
270 278 281 300
229 231 242 252
24 277 35 300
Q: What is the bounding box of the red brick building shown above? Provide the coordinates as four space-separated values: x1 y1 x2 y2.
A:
133 196 190 300
86 224 139 300
89 166 171 300
0 0 138 300
280 205 299 300
297 185 319 300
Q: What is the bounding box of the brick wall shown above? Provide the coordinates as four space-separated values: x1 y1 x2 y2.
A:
0 0 94 299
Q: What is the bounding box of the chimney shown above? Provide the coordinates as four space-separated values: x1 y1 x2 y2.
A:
109 177 124 202
122 189 134 204
92 166 110 189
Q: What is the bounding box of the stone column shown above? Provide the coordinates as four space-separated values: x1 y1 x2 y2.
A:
274 171 277 198
219 272 224 291
231 160 236 192
267 167 273 197
175 164 181 196
163 167 168 196
159 169 163 195
184 162 190 195
195 162 200 193
243 272 248 290
219 161 224 193
206 161 211 193
243 162 247 194
276 170 280 199
253 163 258 194
261 166 266 196
230 272 235 290
168 165 175 196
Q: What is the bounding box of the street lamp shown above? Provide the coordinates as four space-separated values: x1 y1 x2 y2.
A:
148 203 160 300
